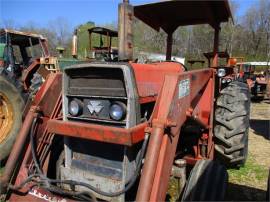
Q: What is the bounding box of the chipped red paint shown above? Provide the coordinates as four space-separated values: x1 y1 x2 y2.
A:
47 119 148 146
7 66 216 202
0 106 38 191
21 59 41 90
131 62 185 103
1 73 63 198
4 0 234 199
136 69 215 201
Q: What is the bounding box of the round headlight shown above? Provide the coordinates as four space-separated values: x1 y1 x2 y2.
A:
109 102 126 121
217 68 226 77
226 78 232 83
221 79 226 84
69 99 82 116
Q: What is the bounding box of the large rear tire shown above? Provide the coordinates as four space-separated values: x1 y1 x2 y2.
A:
214 81 250 168
0 75 25 161
181 159 228 201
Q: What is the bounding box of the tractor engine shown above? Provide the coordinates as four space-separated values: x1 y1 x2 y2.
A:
59 62 184 201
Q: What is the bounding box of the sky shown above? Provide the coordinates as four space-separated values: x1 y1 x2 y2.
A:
0 0 258 29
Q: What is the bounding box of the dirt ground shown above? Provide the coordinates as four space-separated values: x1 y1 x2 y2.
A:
249 101 270 168
226 100 270 201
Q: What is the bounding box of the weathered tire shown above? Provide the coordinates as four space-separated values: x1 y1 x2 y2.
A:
0 75 25 161
181 159 228 201
214 81 250 168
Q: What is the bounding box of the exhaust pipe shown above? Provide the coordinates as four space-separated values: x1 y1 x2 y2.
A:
118 0 133 61
72 29 78 59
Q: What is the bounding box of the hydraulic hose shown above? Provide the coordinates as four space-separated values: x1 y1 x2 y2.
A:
46 133 149 197
18 116 150 198
30 117 43 176
8 174 40 190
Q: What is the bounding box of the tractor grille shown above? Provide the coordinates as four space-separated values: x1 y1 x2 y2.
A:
67 68 126 97
65 67 127 126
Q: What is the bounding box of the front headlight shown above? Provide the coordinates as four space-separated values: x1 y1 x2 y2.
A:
109 102 126 121
69 99 83 116
217 68 226 77
226 78 232 83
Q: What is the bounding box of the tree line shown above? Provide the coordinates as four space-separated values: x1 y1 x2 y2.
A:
133 0 270 63
2 0 270 64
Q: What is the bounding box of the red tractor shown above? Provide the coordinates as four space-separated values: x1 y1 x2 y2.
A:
237 62 270 99
0 1 250 201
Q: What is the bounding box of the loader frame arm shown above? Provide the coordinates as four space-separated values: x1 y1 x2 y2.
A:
137 68 215 201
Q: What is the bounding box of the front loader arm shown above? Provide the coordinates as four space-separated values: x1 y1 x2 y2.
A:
136 68 215 201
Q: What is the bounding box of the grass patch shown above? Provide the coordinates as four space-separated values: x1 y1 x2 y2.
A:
0 166 5 201
228 154 268 189
226 154 268 200
0 166 4 176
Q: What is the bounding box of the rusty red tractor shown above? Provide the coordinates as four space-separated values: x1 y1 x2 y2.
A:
0 29 50 161
237 62 270 99
198 51 243 91
0 1 250 201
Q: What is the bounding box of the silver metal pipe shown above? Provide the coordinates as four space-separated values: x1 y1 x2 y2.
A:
72 29 78 58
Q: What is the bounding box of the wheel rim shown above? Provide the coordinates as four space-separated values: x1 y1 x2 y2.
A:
0 92 14 144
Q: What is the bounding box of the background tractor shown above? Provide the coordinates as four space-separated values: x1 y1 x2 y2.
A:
70 26 118 61
0 27 118 162
0 0 250 201
237 61 270 99
87 27 118 61
0 29 50 161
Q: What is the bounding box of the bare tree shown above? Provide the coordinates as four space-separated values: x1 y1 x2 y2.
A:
1 19 17 29
48 17 72 48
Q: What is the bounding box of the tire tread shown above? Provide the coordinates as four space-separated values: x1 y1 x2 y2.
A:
214 81 250 168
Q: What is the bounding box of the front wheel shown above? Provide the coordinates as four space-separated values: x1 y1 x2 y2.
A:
181 159 228 201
